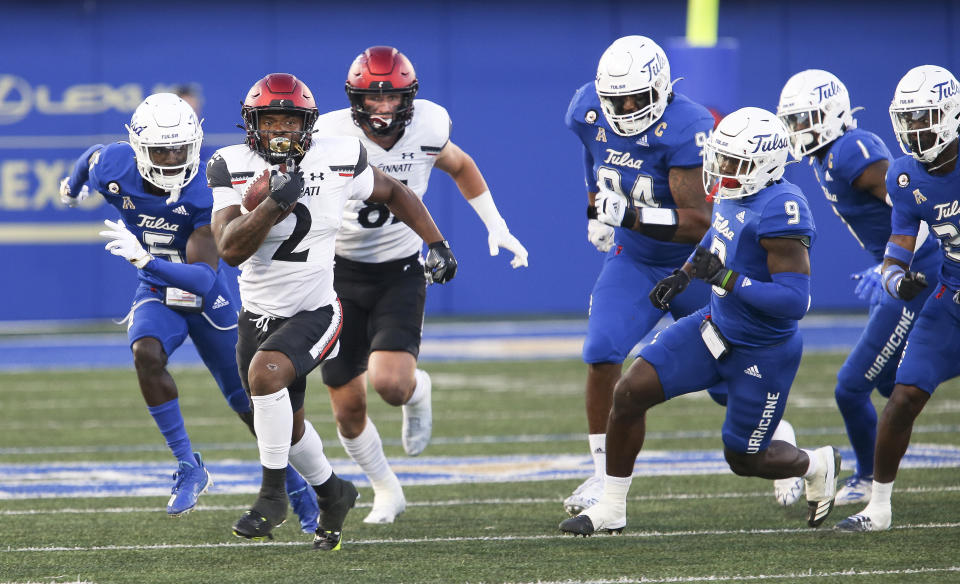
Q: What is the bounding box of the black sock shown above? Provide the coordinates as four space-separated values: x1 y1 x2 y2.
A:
259 466 287 501
313 472 341 499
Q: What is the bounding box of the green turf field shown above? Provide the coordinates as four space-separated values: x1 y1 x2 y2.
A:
1 354 958 583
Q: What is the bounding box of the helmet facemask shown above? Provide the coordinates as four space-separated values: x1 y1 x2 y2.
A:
126 94 203 192
890 105 956 162
244 108 315 164
347 85 418 137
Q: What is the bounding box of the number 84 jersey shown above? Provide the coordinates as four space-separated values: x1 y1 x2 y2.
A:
313 99 451 263
208 137 374 318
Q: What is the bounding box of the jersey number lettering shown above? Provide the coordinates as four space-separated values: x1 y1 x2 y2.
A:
596 166 657 208
142 231 182 263
272 205 311 262
931 222 960 264
356 178 407 228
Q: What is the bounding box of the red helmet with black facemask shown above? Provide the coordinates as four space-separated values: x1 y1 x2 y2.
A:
241 73 318 163
345 46 419 137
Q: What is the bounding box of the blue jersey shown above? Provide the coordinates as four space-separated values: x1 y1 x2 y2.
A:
87 142 213 289
565 83 715 266
887 156 960 290
706 180 816 346
811 129 939 266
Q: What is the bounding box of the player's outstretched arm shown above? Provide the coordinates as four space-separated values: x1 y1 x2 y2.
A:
59 144 103 207
434 141 528 268
368 167 457 284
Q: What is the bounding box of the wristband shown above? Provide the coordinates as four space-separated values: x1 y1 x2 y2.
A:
636 208 679 241
881 264 905 298
468 191 507 231
884 241 914 265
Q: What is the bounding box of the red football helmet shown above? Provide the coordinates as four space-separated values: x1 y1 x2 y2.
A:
345 46 419 137
241 73 318 163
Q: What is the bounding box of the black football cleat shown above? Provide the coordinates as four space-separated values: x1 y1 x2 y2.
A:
232 495 288 541
560 514 596 537
313 477 359 551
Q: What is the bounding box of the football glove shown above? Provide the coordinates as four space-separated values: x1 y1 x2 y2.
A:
690 246 737 288
424 240 458 284
59 178 91 208
486 222 529 268
99 219 153 268
897 270 928 301
650 269 690 310
269 160 304 210
851 264 884 305
587 219 614 252
595 190 629 227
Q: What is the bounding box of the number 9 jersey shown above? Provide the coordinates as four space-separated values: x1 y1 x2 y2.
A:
207 137 375 318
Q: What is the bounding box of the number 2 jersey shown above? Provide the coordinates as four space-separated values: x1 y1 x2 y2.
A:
565 82 716 267
312 99 450 263
207 138 374 317
85 142 213 287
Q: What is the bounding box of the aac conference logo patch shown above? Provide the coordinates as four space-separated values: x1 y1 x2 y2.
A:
897 173 910 188
584 109 598 124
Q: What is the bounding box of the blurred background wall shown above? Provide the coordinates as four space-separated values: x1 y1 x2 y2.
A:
1 0 957 322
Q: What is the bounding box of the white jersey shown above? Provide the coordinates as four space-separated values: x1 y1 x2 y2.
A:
207 138 373 317
313 99 451 263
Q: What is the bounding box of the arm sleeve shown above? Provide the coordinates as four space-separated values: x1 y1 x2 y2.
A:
141 260 218 296
730 271 810 320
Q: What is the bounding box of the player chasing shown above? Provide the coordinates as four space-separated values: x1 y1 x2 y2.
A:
776 70 941 507
563 35 803 516
560 107 841 537
837 65 960 532
209 73 457 548
314 46 528 524
58 93 320 529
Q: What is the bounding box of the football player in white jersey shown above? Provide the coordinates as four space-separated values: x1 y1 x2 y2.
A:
313 46 528 524
208 73 457 549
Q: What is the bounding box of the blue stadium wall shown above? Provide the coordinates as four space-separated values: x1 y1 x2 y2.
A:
1 0 957 321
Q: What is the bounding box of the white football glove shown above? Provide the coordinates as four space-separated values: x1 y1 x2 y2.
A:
587 219 614 252
595 190 628 227
59 177 90 208
487 222 529 268
99 219 153 268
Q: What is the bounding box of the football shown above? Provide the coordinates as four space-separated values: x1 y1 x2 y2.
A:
241 168 296 223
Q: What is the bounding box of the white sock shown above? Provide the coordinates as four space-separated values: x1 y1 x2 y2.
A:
288 420 333 485
602 474 632 503
771 419 796 446
251 389 292 469
869 480 894 509
339 418 395 487
588 433 606 478
802 448 821 478
406 369 430 406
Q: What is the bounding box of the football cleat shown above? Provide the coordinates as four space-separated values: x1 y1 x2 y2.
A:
363 481 406 524
835 507 891 532
559 501 626 537
288 485 320 533
166 452 212 516
314 477 360 551
773 475 804 506
803 446 841 527
232 493 288 540
402 370 433 456
835 474 873 506
563 475 604 516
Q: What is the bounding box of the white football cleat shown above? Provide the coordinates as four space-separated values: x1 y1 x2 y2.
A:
563 475 604 516
804 445 841 527
774 475 804 506
363 486 407 524
402 369 433 456
835 504 891 532
835 474 873 506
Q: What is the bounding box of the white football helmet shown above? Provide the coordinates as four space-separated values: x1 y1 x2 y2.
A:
889 65 960 163
595 35 671 136
777 69 854 159
703 107 790 200
126 93 203 191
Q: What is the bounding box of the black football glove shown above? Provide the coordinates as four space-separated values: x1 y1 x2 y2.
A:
649 269 691 310
425 240 458 284
897 270 928 301
690 246 738 288
269 160 304 210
